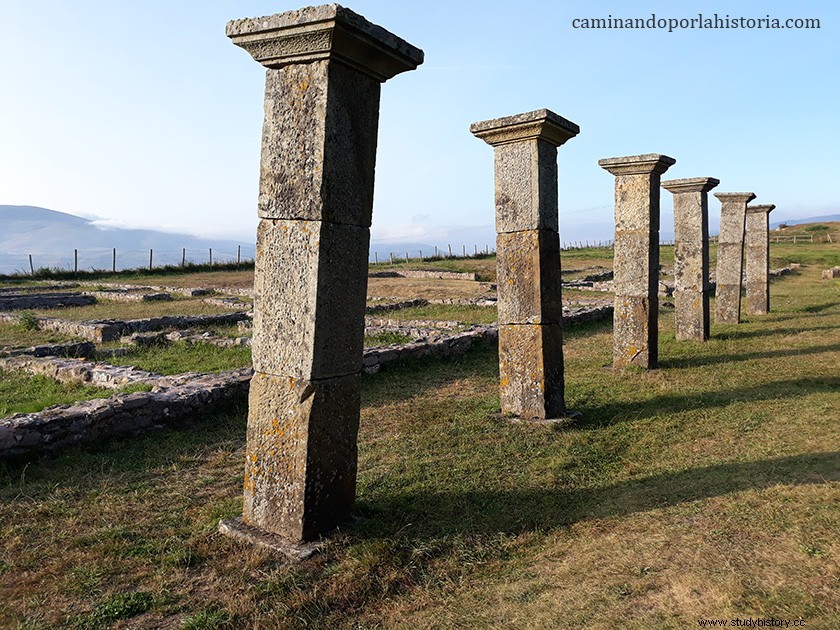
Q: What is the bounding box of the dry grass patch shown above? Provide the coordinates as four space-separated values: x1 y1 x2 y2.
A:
367 277 491 300
31 297 238 321
0 260 837 628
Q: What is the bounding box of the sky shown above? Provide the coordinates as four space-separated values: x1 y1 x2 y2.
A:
1 0 838 249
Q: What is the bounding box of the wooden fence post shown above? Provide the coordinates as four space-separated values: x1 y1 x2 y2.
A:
29 254 34 275
112 248 116 273
149 249 153 271
74 249 78 273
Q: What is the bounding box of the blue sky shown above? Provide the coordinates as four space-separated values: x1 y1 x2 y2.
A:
1 1 837 248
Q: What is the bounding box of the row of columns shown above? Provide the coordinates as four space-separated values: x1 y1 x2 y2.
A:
220 4 779 550
600 160 774 369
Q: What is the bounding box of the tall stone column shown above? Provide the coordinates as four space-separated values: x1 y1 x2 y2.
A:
221 5 423 550
470 110 579 419
745 204 775 315
661 177 719 341
713 192 756 324
599 154 676 369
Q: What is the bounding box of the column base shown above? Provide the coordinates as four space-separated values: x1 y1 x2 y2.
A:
218 516 325 561
500 410 581 426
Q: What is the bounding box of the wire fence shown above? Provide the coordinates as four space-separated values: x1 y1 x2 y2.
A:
0 246 256 276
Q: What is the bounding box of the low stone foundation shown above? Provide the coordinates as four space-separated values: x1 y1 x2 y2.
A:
83 290 172 302
0 293 96 310
0 312 250 343
822 267 840 279
0 368 252 457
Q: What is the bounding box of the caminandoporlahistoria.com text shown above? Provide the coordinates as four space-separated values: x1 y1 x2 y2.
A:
572 13 820 32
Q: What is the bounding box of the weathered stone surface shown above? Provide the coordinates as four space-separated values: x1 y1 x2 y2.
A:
226 4 424 80
252 218 369 379
495 229 562 324
613 296 658 368
471 109 578 233
714 192 756 324
662 177 718 341
600 154 674 368
243 371 360 541
472 108 577 418
498 323 565 419
822 267 840 279
257 62 380 226
229 5 423 545
745 204 775 315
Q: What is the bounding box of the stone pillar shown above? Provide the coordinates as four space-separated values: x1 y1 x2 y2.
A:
661 177 719 341
745 204 775 315
470 110 579 419
222 5 423 549
713 192 756 324
599 154 676 369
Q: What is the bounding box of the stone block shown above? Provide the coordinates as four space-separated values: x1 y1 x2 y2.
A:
613 230 656 297
613 175 661 232
495 229 562 324
715 284 742 324
243 371 361 542
674 290 709 341
257 62 381 227
498 323 565 419
491 140 558 233
714 242 744 287
822 267 840 279
252 219 369 379
673 240 705 292
613 296 658 368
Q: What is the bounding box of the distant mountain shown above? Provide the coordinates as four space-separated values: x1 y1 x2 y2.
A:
0 205 255 274
771 214 840 228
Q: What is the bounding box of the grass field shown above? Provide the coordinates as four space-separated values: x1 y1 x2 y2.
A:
1 255 837 628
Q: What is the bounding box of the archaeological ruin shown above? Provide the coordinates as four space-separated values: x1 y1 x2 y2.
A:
471 109 579 420
599 154 675 368
661 177 719 341
714 192 757 324
221 5 423 550
745 204 776 315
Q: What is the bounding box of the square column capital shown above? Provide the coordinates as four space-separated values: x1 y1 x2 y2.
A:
470 109 580 147
662 177 720 194
714 192 756 205
599 153 675 177
227 3 424 81
747 204 775 214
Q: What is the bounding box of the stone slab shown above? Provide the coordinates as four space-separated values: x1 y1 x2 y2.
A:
495 229 563 324
470 108 579 148
243 371 360 542
226 4 424 81
598 153 675 177
219 516 322 561
498 323 565 419
252 218 369 379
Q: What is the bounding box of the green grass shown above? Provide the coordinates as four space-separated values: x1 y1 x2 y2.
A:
0 322 80 349
0 371 150 416
108 343 252 375
364 331 415 347
0 262 837 628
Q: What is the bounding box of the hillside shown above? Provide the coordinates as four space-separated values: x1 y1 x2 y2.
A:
0 205 254 273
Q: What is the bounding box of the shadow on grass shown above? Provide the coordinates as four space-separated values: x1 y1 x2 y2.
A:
575 375 840 427
357 451 840 538
712 324 840 340
661 343 840 368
